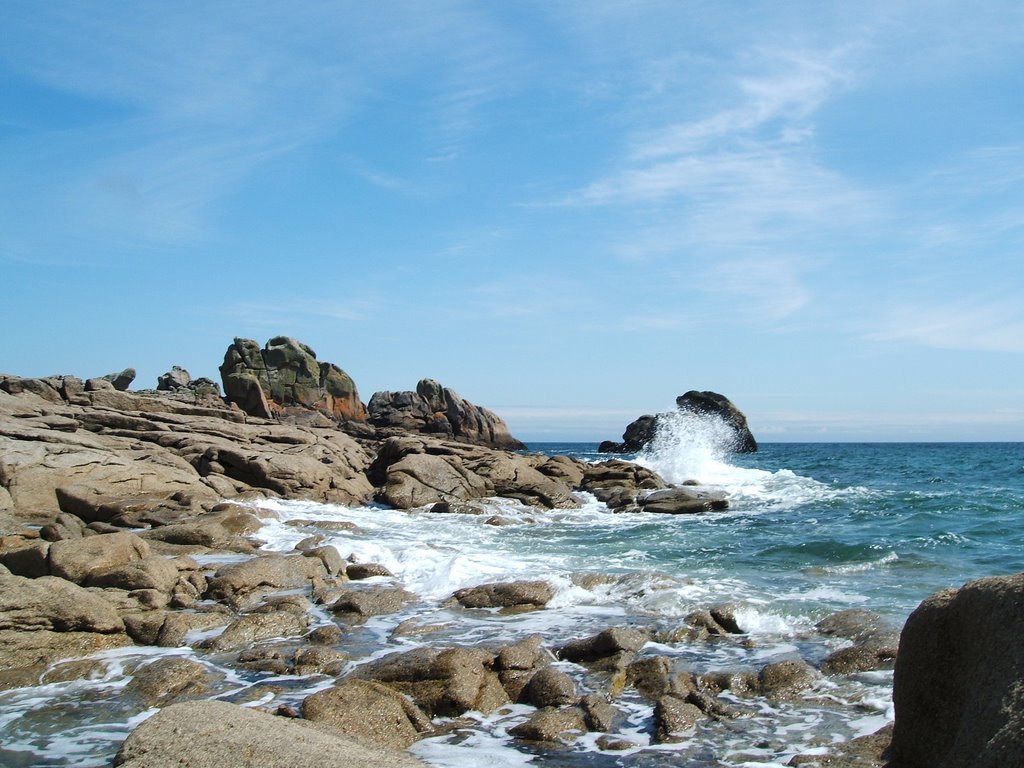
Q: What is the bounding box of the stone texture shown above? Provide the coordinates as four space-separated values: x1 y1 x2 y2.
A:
452 580 555 609
113 700 428 767
220 336 366 422
303 679 433 750
890 573 1024 768
368 378 524 450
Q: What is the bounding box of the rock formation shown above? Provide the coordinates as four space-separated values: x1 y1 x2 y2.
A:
599 390 757 454
367 378 525 450
890 572 1024 768
220 336 367 422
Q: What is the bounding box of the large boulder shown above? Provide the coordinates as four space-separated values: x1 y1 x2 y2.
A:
303 679 433 750
890 572 1024 768
599 390 757 454
367 379 524 450
352 646 509 717
220 336 366 422
113 700 428 767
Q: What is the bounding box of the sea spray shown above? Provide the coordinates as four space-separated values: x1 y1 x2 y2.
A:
635 409 740 485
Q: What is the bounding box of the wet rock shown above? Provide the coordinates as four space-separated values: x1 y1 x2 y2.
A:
303 679 433 750
654 695 705 743
509 707 587 743
124 657 213 707
759 659 818 699
329 586 413 620
817 609 899 675
303 546 345 576
580 461 666 493
558 627 648 663
146 508 263 550
205 554 326 609
346 562 393 580
580 693 621 733
639 486 729 514
353 646 508 717
496 635 549 671
452 580 555 610
891 573 1024 768
199 610 309 652
113 700 428 767
0 629 131 690
522 665 578 707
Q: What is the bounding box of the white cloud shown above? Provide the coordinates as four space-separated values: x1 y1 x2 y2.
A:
866 299 1024 353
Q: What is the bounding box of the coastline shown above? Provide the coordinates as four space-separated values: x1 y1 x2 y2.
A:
1 362 1021 766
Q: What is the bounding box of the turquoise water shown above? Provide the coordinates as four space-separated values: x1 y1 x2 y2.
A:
3 436 1022 767
538 440 1024 620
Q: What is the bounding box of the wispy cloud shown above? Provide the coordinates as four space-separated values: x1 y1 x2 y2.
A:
865 298 1024 354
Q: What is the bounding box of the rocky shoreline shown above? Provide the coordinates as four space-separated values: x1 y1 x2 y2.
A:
1 337 1021 767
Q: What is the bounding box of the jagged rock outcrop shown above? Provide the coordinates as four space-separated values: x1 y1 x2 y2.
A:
599 390 757 454
890 572 1024 768
220 336 366 422
368 378 524 450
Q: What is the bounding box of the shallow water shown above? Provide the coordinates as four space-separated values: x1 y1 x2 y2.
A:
3 421 1022 767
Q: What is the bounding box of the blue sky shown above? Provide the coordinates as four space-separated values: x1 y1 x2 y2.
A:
2 1 1023 442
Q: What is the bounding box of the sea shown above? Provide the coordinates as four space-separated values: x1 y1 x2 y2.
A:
2 418 1023 767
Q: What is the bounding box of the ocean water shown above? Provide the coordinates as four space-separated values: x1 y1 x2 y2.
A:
2 420 1023 767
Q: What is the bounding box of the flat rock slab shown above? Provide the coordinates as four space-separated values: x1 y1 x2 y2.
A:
113 700 427 767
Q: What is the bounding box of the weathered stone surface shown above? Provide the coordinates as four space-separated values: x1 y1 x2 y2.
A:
558 627 648 663
157 366 192 391
303 679 433 750
817 608 900 675
200 610 309 652
102 368 137 391
0 629 131 689
125 657 213 707
328 586 413 619
206 554 326 609
639 486 729 514
758 659 818 699
0 570 125 633
113 700 428 768
891 573 1024 768
378 449 492 509
522 665 578 707
353 646 509 717
220 336 367 422
345 562 394 580
654 696 704 743
508 707 587 743
368 379 524 450
47 532 151 584
452 580 555 609
87 556 181 593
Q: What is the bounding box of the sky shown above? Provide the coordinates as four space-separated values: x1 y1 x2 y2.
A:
2 1 1023 442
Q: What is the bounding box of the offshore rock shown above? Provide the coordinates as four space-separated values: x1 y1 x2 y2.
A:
367 378 524 450
890 572 1024 768
599 390 757 454
220 336 366 422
